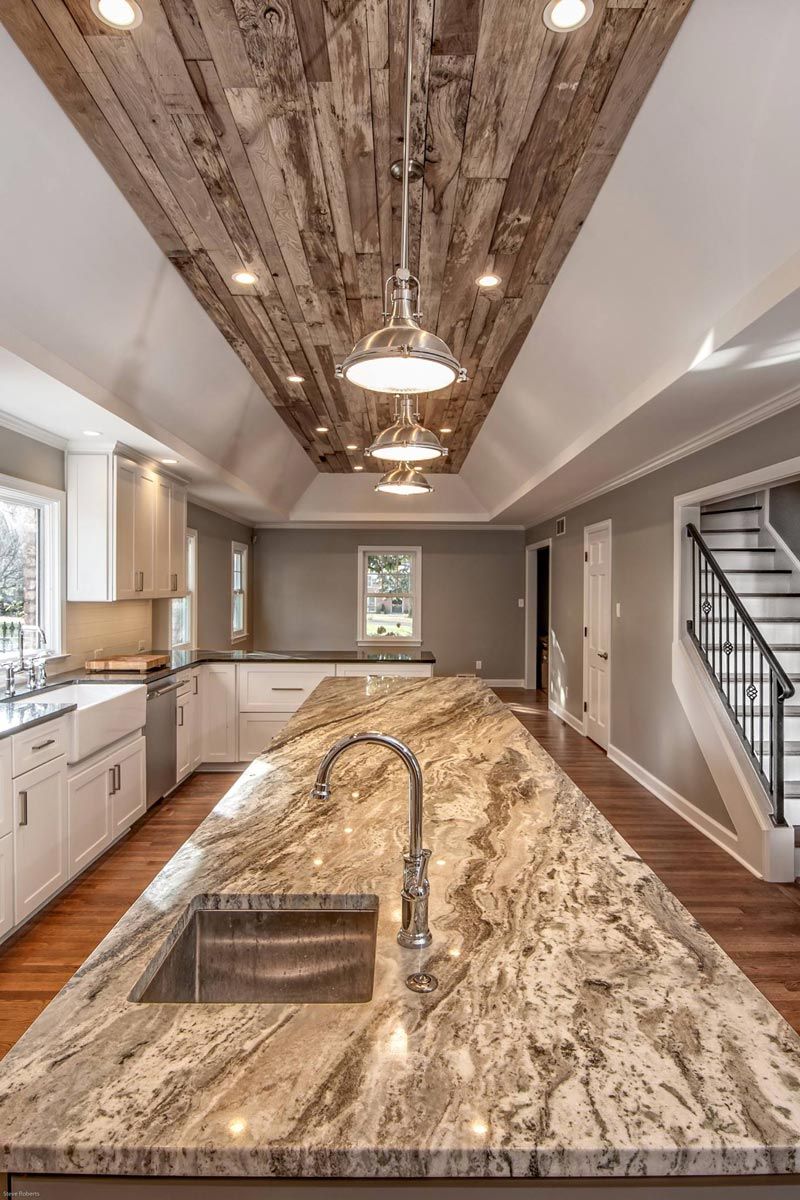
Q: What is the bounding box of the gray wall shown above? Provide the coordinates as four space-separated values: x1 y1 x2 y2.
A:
768 481 800 557
253 529 525 679
526 402 800 830
0 426 64 490
153 502 254 651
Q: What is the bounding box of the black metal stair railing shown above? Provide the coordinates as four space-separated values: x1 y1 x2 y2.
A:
686 523 793 827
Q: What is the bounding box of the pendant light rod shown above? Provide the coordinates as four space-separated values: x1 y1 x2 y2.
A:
399 0 413 276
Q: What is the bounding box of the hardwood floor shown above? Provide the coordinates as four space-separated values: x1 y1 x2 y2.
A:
497 687 800 1032
3 691 800 1059
0 773 235 1057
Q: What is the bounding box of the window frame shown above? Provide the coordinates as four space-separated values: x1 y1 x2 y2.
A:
169 527 197 651
357 545 422 646
231 540 249 642
0 471 64 662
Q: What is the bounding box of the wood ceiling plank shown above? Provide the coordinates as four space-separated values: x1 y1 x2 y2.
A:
292 0 332 82
436 176 505 351
132 0 205 113
308 80 361 300
459 0 548 182
431 0 480 57
1 0 184 254
191 0 254 86
159 0 211 61
369 66 393 286
388 0 433 272
365 0 388 70
418 52 473 333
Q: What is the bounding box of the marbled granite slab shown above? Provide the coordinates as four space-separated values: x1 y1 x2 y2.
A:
1 676 799 1179
0 698 76 740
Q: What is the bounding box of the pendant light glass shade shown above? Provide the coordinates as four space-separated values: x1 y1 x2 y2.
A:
374 463 434 495
367 396 448 463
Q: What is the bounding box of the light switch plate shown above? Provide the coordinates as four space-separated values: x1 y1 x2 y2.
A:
475 660 482 671
518 598 524 607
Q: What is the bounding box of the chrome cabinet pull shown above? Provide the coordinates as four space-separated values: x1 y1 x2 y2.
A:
31 737 56 751
135 569 144 592
115 763 121 791
193 675 199 695
19 790 28 827
271 687 303 692
109 767 117 795
171 573 178 592
177 704 184 727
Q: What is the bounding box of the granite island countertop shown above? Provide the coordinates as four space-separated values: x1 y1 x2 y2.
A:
1 676 800 1179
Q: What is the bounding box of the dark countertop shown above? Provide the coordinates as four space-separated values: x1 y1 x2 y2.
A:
0 697 77 742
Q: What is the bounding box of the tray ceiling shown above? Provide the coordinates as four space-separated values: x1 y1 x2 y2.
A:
2 0 690 473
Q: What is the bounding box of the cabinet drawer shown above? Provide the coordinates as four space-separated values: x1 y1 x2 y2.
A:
237 664 334 712
238 713 291 762
12 716 69 777
0 740 11 840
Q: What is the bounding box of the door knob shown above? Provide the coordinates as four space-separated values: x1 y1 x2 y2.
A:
598 650 609 660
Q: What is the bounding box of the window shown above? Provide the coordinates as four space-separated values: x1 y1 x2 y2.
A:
0 476 62 661
358 546 421 644
231 541 248 640
170 528 197 650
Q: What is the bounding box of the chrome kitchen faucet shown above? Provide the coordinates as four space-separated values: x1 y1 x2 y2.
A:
310 732 432 949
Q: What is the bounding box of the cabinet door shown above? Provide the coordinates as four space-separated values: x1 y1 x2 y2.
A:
111 737 146 834
115 458 138 600
0 739 11 841
202 664 238 762
14 756 68 924
134 469 157 597
170 484 188 596
176 693 192 781
238 713 291 762
0 833 13 940
68 755 112 877
190 669 203 769
154 476 172 598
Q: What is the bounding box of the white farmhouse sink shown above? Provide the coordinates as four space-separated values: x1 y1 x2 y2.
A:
39 682 147 763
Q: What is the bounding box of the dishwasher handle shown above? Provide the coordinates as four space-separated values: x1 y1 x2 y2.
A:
147 681 181 701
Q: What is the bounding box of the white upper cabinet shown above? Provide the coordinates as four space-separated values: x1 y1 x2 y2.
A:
67 450 187 602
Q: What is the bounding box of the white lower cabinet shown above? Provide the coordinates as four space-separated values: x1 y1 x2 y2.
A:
238 712 293 762
202 663 238 763
190 669 203 770
68 756 113 876
0 833 13 939
335 663 433 678
111 737 146 834
14 755 68 925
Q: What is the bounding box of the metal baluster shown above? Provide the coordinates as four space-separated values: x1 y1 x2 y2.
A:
759 654 764 780
774 672 785 826
749 628 754 758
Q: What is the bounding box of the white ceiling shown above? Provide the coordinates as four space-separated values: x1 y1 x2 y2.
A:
3 1 800 528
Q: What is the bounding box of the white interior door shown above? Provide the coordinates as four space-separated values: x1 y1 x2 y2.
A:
584 522 612 750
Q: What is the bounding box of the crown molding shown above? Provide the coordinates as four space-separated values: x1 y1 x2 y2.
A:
0 408 67 451
256 521 525 531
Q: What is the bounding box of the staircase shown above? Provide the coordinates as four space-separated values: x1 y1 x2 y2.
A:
696 492 800 834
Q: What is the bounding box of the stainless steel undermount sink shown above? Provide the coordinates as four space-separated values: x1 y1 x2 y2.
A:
130 894 379 1004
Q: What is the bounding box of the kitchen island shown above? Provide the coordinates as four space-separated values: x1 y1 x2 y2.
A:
1 676 800 1193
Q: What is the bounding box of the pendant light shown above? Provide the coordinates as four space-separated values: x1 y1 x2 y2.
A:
375 463 433 495
368 396 447 463
335 0 466 398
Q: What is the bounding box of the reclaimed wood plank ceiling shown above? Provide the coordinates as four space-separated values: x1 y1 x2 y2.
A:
2 0 691 472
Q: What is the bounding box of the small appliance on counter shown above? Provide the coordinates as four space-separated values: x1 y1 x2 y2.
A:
85 652 170 673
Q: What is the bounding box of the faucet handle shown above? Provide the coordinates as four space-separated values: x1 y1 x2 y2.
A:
402 847 431 899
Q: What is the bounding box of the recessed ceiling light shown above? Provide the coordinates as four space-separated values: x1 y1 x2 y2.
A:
346 443 358 450
543 0 593 32
354 465 364 472
439 427 452 434
82 429 101 437
476 272 502 289
286 373 305 383
160 458 178 465
231 269 258 286
91 0 143 29
315 426 329 434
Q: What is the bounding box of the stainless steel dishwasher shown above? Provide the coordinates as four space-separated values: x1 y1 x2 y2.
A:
145 679 179 808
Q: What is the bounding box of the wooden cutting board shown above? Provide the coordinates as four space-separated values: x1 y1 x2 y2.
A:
84 652 170 673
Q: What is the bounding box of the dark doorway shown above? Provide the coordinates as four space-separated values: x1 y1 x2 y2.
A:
535 545 550 692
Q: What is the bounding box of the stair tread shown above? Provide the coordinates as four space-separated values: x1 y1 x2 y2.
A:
738 591 800 596
724 569 792 574
712 547 776 553
701 506 763 514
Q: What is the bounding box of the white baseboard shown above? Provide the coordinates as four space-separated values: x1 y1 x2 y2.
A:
485 678 525 688
606 743 761 877
548 698 585 735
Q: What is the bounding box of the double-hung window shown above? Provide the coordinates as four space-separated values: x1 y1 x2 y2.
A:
358 546 421 644
170 528 197 650
231 541 248 641
0 475 63 661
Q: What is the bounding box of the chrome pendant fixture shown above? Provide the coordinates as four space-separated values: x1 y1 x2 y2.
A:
368 396 447 463
375 463 434 496
335 0 465 399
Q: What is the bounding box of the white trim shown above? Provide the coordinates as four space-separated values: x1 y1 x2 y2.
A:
548 697 585 735
0 470 65 659
763 487 800 573
484 678 525 688
357 545 422 646
170 527 198 651
0 409 67 451
231 540 249 640
606 742 761 878
258 521 525 531
582 519 612 748
525 538 552 691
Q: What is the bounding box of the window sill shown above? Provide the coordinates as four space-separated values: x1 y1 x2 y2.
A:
231 634 249 644
357 639 422 647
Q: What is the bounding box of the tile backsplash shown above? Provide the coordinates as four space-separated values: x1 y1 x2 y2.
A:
60 601 153 673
